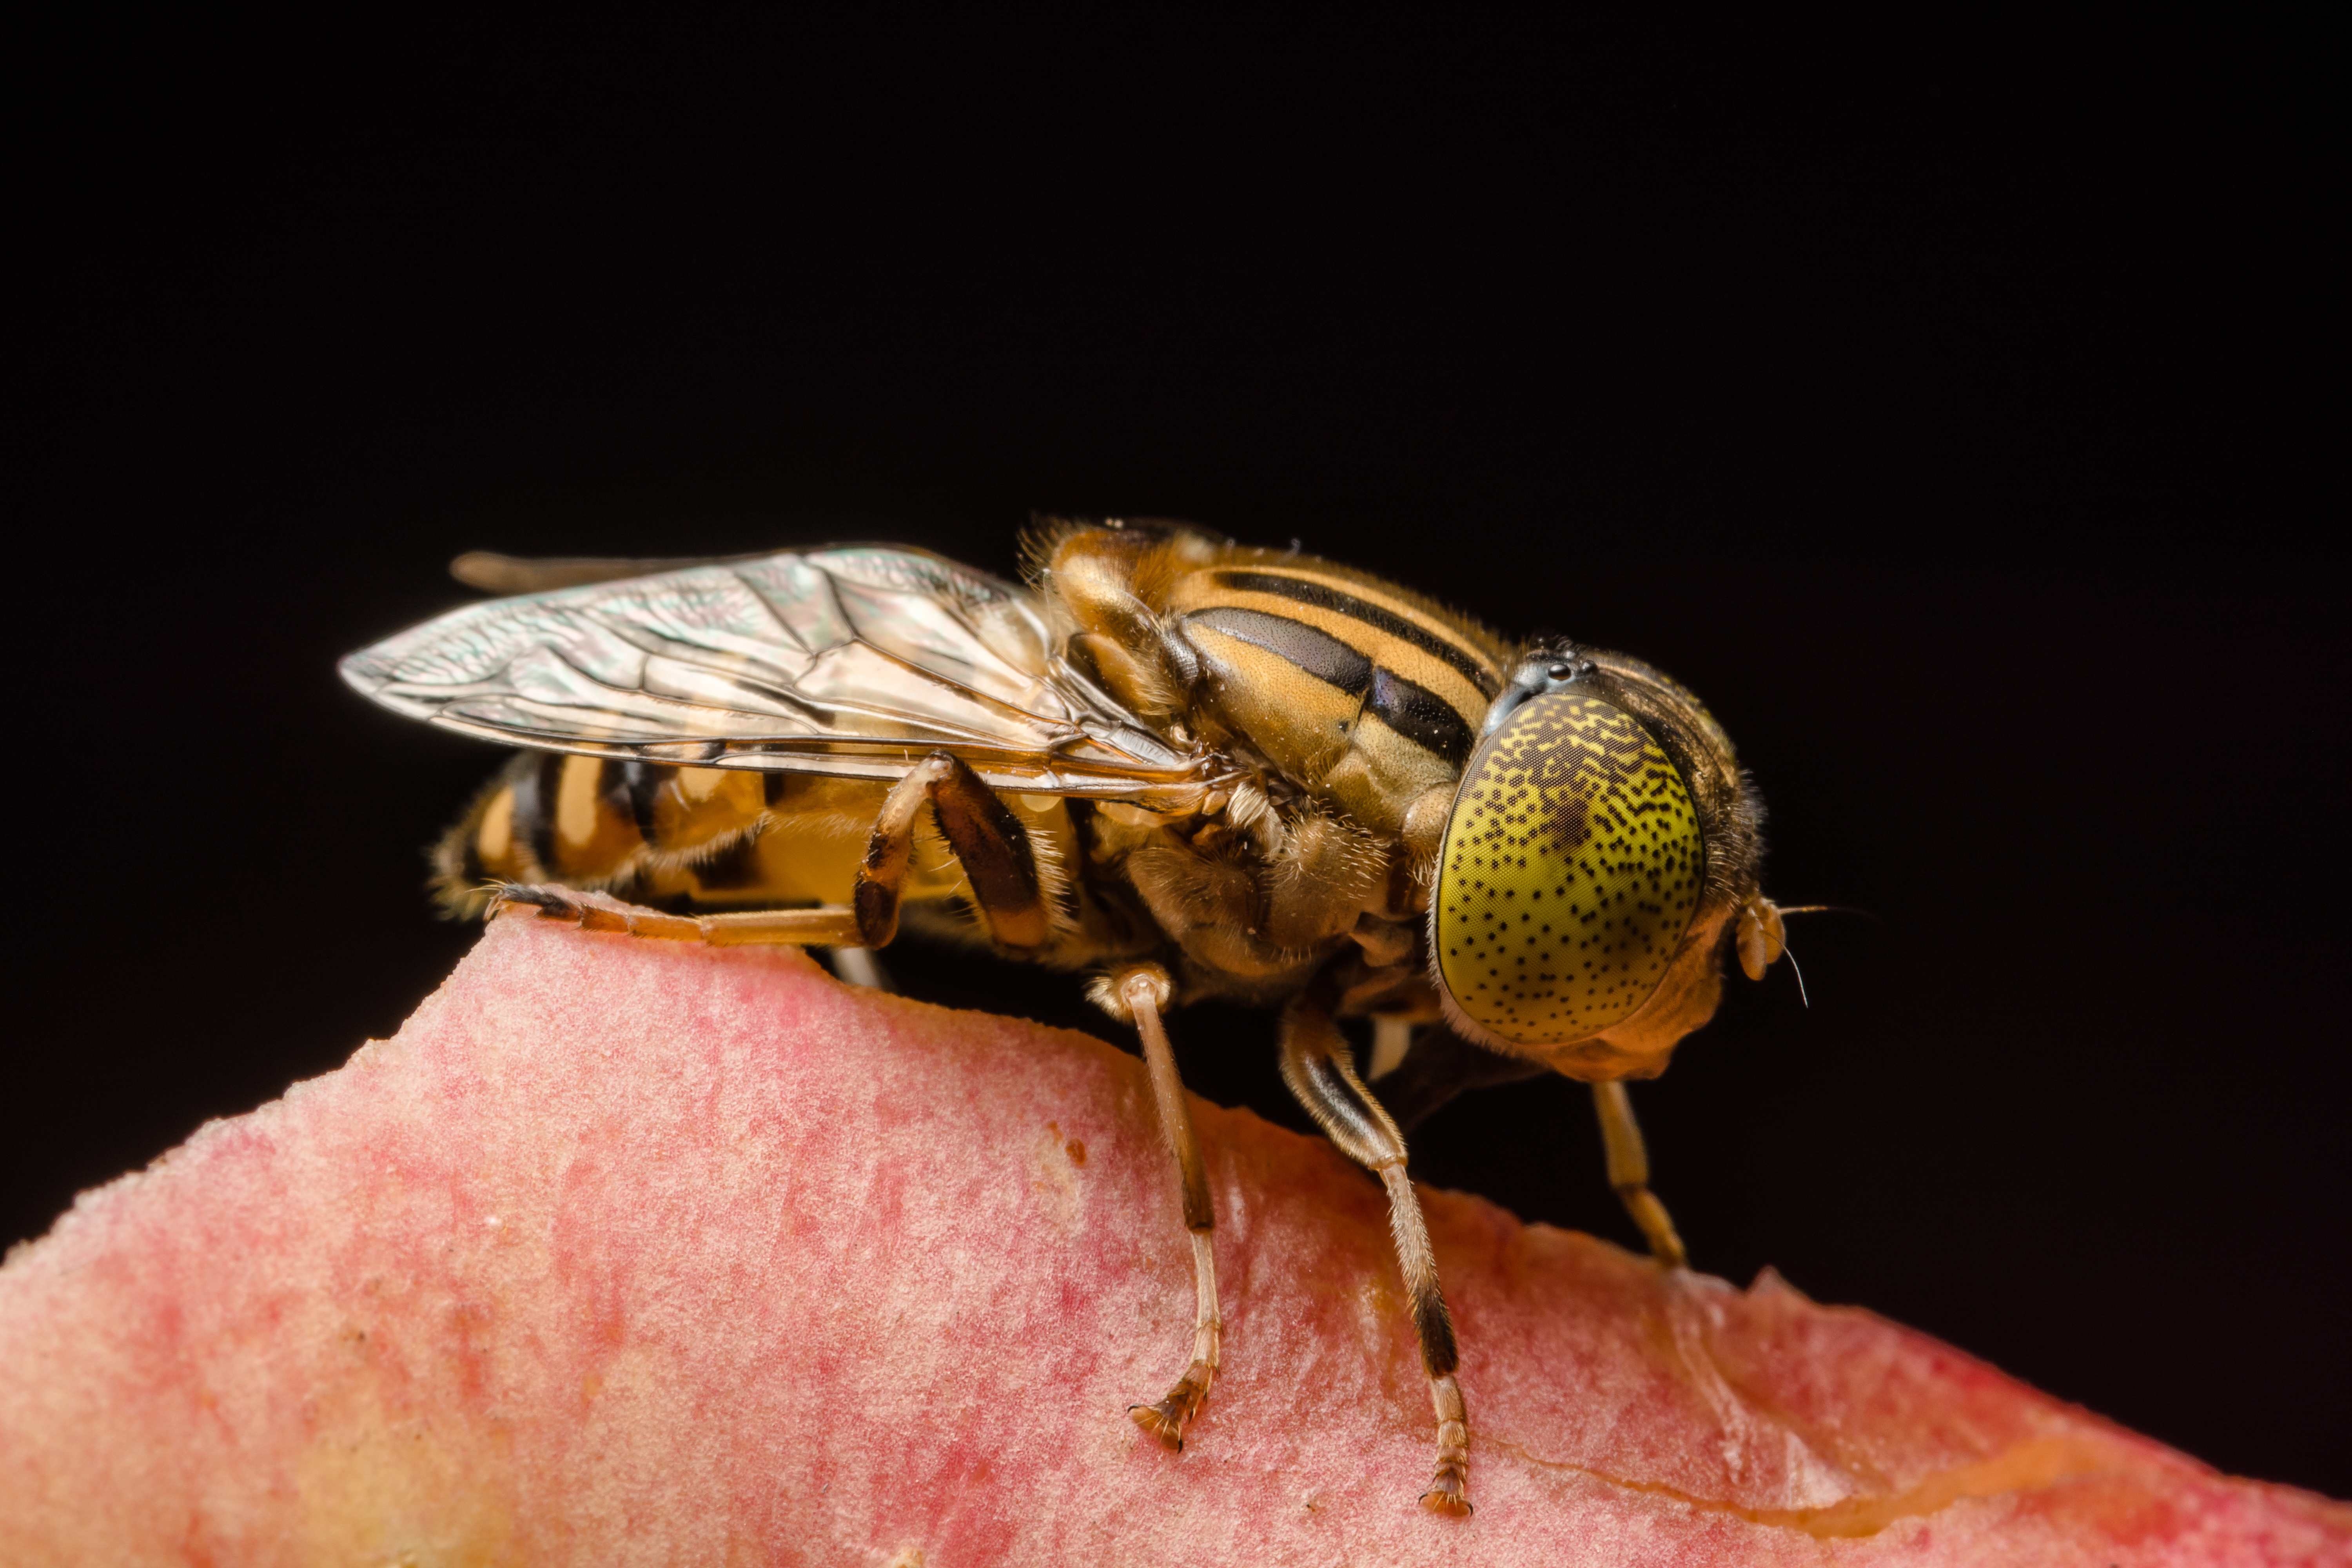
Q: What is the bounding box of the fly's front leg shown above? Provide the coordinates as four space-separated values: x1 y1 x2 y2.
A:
1280 975 1472 1516
1592 1080 1688 1269
1091 962 1221 1451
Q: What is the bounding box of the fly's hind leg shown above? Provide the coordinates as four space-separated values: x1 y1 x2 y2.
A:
1280 974 1472 1516
497 885 865 946
1091 962 1221 1452
499 750 1056 956
852 753 1053 952
1592 1080 1688 1269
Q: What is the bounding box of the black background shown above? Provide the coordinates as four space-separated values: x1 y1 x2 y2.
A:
19 18 2343 1496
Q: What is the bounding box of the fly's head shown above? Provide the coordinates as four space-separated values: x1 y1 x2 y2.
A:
1427 641 1784 1080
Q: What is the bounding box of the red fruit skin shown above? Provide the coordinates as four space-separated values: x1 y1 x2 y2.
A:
2 912 2346 1566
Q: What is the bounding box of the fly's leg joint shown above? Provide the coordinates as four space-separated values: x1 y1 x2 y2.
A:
854 752 1054 952
1085 963 1174 1025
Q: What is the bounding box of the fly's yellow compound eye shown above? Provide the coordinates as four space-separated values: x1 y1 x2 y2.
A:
1432 693 1704 1046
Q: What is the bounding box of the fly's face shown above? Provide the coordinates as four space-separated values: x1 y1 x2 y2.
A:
1429 644 1780 1080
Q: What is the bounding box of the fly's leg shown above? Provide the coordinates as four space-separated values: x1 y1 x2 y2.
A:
1592 1080 1688 1269
1279 975 1472 1517
499 750 1055 955
497 886 864 946
1091 962 1221 1451
853 753 1052 951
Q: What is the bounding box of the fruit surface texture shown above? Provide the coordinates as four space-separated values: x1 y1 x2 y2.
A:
3 911 2345 1566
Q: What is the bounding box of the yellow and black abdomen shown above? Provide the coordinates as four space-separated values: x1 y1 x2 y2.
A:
434 755 887 914
1166 560 1509 834
435 753 1098 930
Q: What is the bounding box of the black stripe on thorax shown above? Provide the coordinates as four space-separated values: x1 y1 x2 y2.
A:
1186 605 1474 765
1188 604 1372 695
1369 667 1473 764
1212 570 1500 698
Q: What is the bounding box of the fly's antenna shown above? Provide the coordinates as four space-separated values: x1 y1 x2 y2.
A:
1768 902 1864 1007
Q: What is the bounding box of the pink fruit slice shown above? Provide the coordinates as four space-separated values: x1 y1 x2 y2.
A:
3 910 2347 1565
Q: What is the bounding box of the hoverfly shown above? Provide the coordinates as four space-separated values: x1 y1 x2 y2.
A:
341 519 1796 1515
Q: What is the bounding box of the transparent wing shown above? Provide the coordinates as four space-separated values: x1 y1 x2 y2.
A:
342 545 1218 803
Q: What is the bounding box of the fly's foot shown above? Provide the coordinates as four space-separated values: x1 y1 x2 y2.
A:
1419 1449 1472 1515
1127 1361 1213 1452
486 883 751 943
492 882 581 920
1418 1375 1472 1515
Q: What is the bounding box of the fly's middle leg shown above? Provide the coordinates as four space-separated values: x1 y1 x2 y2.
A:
1092 962 1222 1452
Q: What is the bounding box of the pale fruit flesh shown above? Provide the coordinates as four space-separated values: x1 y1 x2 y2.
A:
2 910 2346 1565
